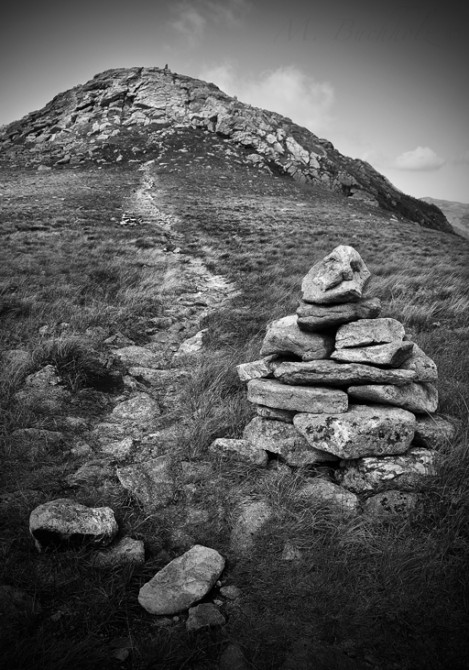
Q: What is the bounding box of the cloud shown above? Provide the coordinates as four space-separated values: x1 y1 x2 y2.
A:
170 0 249 42
393 146 446 171
198 64 335 134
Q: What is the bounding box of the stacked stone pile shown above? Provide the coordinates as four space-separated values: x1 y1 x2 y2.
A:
212 245 456 508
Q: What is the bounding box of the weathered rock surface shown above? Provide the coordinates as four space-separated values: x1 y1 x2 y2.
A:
337 448 437 493
110 392 160 423
208 438 268 466
91 537 145 568
243 417 338 466
363 490 418 517
29 498 118 551
301 246 371 304
260 315 334 360
331 341 414 367
294 404 416 459
117 455 174 508
256 404 296 423
247 379 348 414
335 318 405 349
138 544 225 615
297 297 381 331
98 436 134 460
25 365 61 387
281 541 303 561
348 382 438 414
413 414 457 449
230 499 273 555
400 343 438 382
236 356 276 382
186 603 226 631
174 329 206 357
272 359 416 387
296 479 359 513
114 346 164 369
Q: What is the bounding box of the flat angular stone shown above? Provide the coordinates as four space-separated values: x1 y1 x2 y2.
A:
413 415 457 449
29 498 118 551
208 438 268 466
297 297 381 331
272 359 416 387
294 404 416 459
230 499 273 556
117 455 174 508
114 346 164 369
260 315 334 360
347 382 438 414
336 448 437 493
301 245 371 304
236 356 276 382
111 393 160 423
138 544 225 615
335 318 405 349
91 537 145 568
247 379 348 414
363 491 418 517
256 405 296 423
243 417 338 467
186 603 226 631
331 341 414 367
296 479 359 513
400 343 438 382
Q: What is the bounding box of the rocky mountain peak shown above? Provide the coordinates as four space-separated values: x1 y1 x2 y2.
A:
0 66 452 233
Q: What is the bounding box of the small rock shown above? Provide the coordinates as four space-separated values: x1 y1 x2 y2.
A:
281 541 303 561
348 382 438 414
363 491 418 517
114 346 164 369
25 365 61 387
66 461 115 487
400 343 438 382
186 602 226 631
260 315 334 360
209 437 268 466
335 318 405 348
91 537 145 568
331 341 414 367
110 392 160 423
297 297 381 331
256 404 296 423
138 544 225 615
99 436 134 460
236 356 276 382
247 378 348 414
413 415 457 449
29 498 118 551
230 499 273 556
220 585 241 600
296 479 359 514
174 330 207 357
117 455 174 508
301 245 371 304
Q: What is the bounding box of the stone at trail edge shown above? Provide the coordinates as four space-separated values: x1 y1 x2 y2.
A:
29 498 118 551
296 478 359 513
335 317 405 349
260 315 334 360
208 438 268 466
110 392 160 423
230 499 273 556
243 417 338 466
293 404 416 459
301 245 371 304
413 415 457 449
272 359 416 387
114 345 164 369
297 297 381 331
117 455 174 508
336 447 437 493
363 490 418 517
138 544 225 615
347 382 438 414
186 603 226 631
331 341 414 367
247 378 348 414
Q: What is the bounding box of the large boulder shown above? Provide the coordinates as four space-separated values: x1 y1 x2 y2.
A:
29 498 118 551
331 341 414 367
301 246 371 304
347 382 438 414
260 315 334 360
243 417 338 466
293 404 416 459
335 318 405 348
138 545 225 615
272 359 416 387
247 378 348 414
297 297 381 331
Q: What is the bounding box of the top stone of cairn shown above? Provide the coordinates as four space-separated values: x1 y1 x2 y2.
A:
301 245 371 305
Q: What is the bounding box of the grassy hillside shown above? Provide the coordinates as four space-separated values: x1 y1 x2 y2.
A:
1 129 469 670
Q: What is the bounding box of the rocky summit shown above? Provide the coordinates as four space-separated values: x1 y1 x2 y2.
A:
0 67 452 233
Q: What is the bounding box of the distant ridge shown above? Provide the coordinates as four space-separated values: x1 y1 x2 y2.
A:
421 197 469 239
0 66 452 234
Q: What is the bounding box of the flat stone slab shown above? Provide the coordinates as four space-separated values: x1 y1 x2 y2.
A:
336 448 437 493
260 315 334 360
335 318 405 349
243 417 338 467
236 356 276 382
272 359 416 387
413 414 457 449
297 297 381 331
230 499 273 556
208 438 268 467
117 455 174 508
29 498 118 551
247 379 348 414
111 393 160 423
293 404 416 459
362 491 418 517
256 405 296 423
138 545 225 615
114 346 164 369
301 245 371 304
296 479 359 514
400 343 438 382
347 382 438 414
331 341 414 367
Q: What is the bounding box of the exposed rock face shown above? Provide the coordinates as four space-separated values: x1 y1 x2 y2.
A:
138 544 225 615
301 246 371 304
272 359 416 387
331 341 414 367
400 343 438 382
335 318 405 348
260 315 334 360
297 297 382 331
293 405 416 459
348 382 438 414
208 438 268 466
247 379 348 413
116 455 174 508
29 499 118 551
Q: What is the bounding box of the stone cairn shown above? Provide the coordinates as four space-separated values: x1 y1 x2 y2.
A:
212 245 456 514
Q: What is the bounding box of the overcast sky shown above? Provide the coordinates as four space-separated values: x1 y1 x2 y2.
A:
1 0 468 202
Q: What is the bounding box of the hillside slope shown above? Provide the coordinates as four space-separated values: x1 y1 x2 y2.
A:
0 66 452 234
422 197 469 239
